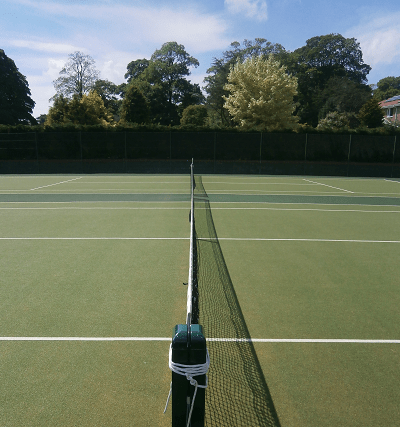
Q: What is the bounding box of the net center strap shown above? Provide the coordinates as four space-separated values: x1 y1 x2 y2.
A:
164 344 210 427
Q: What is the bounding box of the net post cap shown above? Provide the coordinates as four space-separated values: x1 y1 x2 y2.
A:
172 324 188 347
189 324 206 349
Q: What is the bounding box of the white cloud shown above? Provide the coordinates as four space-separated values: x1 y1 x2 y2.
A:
348 12 400 68
358 29 400 67
5 0 233 116
99 57 130 84
45 58 66 80
10 40 85 54
9 0 230 54
224 0 268 21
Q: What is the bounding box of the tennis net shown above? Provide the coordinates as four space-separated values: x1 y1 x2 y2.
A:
193 175 281 427
186 160 199 327
166 160 208 427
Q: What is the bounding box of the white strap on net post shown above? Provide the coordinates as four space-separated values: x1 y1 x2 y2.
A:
164 344 210 427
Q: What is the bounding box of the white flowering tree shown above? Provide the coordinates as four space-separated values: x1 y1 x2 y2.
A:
223 56 298 130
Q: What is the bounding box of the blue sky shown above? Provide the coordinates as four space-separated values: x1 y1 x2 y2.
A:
2 0 400 118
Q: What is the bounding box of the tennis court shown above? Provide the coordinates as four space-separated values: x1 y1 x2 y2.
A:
1 173 400 426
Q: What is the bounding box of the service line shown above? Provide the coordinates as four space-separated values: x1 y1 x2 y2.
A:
0 337 399 344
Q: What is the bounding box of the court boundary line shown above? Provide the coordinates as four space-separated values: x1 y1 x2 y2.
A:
1 206 400 213
1 192 399 199
217 238 400 243
1 201 400 208
0 337 399 343
303 179 354 193
0 237 189 240
30 177 83 191
1 237 400 243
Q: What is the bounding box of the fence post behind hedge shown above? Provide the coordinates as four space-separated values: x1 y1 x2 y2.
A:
35 131 38 163
347 134 352 177
392 135 397 178
214 132 216 174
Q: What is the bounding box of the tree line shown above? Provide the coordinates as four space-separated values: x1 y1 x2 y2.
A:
1 35 400 131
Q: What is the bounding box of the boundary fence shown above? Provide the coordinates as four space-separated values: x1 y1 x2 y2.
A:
0 132 399 177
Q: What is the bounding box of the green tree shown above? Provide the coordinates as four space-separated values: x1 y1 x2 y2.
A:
36 114 47 125
288 34 371 126
358 98 384 128
45 91 113 126
204 39 287 126
92 79 124 117
317 111 351 130
119 84 150 124
180 105 208 126
53 51 100 99
125 59 150 83
45 95 70 125
291 34 371 84
318 76 371 119
223 56 298 131
373 76 400 101
124 42 203 125
0 49 36 125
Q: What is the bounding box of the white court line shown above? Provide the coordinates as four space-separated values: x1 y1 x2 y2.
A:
1 237 399 243
209 201 400 206
30 177 83 190
0 337 399 343
202 182 316 186
303 179 354 193
0 337 171 341
206 189 348 194
210 208 400 213
0 207 190 210
75 181 188 185
0 201 399 207
216 238 400 243
0 237 189 240
207 338 400 344
26 189 190 192
1 207 400 213
385 179 400 184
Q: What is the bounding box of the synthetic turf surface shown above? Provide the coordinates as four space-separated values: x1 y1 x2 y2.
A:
1 174 400 426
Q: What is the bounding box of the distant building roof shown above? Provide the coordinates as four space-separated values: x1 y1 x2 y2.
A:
379 95 400 108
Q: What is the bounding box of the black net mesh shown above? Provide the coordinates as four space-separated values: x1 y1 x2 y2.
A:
193 176 281 427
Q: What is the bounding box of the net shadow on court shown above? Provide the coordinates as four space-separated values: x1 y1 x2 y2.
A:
194 176 281 427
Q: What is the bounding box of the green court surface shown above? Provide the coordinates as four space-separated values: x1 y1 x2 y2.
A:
1 174 400 426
